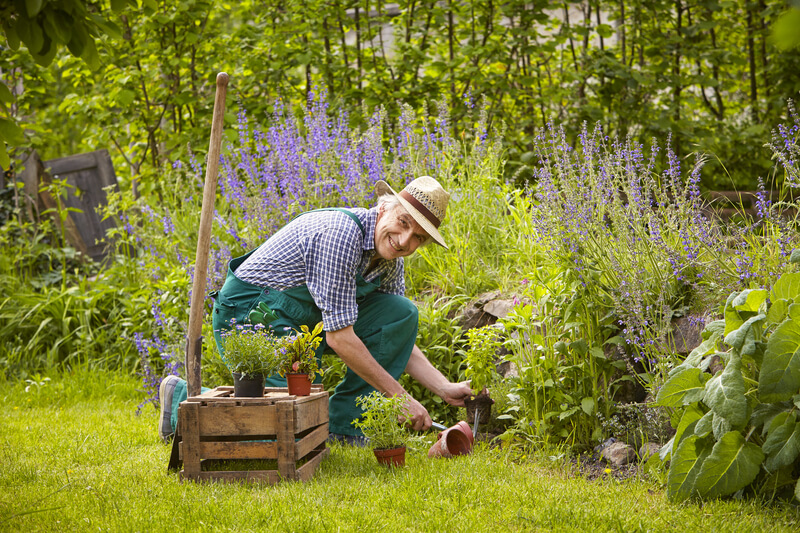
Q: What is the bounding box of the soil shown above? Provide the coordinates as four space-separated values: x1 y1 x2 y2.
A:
464 392 495 426
570 452 643 482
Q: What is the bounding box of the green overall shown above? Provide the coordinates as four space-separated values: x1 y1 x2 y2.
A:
210 208 418 436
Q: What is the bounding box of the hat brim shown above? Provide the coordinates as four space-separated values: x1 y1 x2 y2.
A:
375 180 448 249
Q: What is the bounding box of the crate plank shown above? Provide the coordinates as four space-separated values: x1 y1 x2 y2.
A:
199 441 279 460
297 448 330 482
296 399 329 433
276 401 297 480
181 402 201 476
190 470 282 484
197 405 278 436
296 424 329 459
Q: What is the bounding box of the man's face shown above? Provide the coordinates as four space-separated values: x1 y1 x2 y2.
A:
374 202 430 260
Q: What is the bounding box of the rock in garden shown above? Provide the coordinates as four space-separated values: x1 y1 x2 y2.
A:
638 442 662 461
601 441 637 466
483 298 516 319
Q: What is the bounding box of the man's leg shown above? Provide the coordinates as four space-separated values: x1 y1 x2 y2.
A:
158 376 210 442
327 293 418 437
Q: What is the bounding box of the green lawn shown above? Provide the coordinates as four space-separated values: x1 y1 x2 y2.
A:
1 370 798 532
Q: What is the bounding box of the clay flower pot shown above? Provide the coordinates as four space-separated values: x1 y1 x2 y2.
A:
286 372 312 396
428 421 474 458
232 372 264 397
373 446 406 467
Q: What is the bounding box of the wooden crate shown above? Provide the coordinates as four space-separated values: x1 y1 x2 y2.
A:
177 385 330 483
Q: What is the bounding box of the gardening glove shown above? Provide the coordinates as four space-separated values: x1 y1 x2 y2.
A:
440 380 473 407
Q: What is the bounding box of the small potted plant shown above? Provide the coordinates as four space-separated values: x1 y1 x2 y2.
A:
352 391 412 466
220 322 282 397
277 321 324 396
463 325 500 426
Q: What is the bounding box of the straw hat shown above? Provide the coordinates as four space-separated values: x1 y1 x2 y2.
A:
375 176 450 248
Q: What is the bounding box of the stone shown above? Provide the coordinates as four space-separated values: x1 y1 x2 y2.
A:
457 304 496 330
638 442 662 461
483 299 516 319
600 441 637 466
664 316 704 356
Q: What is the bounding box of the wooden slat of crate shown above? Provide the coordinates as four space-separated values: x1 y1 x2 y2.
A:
199 441 279 461
198 404 279 437
297 447 330 482
296 424 329 459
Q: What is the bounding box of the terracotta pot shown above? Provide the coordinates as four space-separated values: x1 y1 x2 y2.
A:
232 372 264 397
428 421 474 458
286 372 312 396
374 446 406 467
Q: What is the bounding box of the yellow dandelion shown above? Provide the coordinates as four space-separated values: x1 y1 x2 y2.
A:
604 468 612 474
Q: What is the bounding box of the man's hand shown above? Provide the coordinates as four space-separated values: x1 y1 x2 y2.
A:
439 380 473 407
401 394 432 431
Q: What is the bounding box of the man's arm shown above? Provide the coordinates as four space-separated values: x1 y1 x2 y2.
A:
325 326 433 430
404 344 473 407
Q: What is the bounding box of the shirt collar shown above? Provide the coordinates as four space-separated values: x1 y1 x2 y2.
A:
364 207 378 251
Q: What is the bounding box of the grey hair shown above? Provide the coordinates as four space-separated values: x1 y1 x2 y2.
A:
376 193 401 210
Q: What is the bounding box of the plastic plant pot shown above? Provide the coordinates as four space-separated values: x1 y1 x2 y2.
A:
286 373 312 396
232 372 265 397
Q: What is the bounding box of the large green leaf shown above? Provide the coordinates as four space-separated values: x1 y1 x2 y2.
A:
678 332 721 370
758 317 800 403
704 353 748 428
763 412 800 473
694 410 713 438
723 292 743 335
656 368 709 407
723 314 765 356
751 402 792 431
695 431 765 499
732 288 768 314
0 118 25 144
772 273 800 303
667 434 713 501
673 404 705 451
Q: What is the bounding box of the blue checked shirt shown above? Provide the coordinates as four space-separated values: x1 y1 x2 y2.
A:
233 207 405 331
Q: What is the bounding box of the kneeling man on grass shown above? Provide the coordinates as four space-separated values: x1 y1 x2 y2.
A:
157 176 472 445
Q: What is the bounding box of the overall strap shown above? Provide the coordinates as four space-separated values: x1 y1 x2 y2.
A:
299 207 365 237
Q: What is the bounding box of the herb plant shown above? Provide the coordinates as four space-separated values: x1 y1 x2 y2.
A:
352 391 411 450
220 323 282 379
463 325 501 395
655 259 800 502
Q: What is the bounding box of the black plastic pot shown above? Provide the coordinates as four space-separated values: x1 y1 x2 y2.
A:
232 372 265 397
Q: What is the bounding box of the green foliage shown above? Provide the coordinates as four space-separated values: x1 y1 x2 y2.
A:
276 322 323 380
352 391 411 449
219 323 282 379
655 266 800 502
499 267 629 451
463 325 501 394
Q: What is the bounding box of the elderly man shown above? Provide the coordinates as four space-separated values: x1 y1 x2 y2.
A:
158 176 472 444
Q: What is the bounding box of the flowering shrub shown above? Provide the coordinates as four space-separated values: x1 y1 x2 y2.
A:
220 322 283 378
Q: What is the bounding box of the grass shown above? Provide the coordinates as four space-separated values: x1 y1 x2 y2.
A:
1 370 799 532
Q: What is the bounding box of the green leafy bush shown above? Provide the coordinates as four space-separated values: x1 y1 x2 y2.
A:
352 391 411 449
655 261 800 502
463 325 501 394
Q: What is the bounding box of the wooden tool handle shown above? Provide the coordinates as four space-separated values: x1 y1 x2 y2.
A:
186 72 228 397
